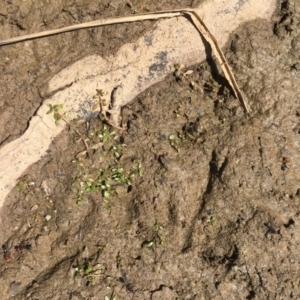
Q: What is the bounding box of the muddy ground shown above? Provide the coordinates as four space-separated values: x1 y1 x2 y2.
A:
0 0 300 299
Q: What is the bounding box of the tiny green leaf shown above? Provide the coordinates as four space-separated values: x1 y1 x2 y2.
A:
147 241 154 247
46 105 53 114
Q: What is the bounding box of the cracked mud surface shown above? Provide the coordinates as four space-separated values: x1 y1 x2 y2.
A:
1 0 300 299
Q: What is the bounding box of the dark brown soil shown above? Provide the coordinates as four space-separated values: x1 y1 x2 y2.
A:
1 0 300 299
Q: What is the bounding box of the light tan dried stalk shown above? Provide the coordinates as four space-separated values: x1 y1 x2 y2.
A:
0 9 250 114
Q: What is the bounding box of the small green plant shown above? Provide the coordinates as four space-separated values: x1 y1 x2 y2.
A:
111 167 134 184
47 103 90 153
71 157 84 166
153 219 164 232
97 168 114 201
105 293 117 300
47 103 141 205
17 175 36 199
206 216 215 226
46 104 67 125
146 220 165 247
3 56 10 64
47 104 62 122
153 220 165 244
178 132 187 141
173 63 181 70
133 160 143 177
17 175 35 192
101 182 112 201
111 144 123 159
199 62 208 70
98 125 116 143
71 169 112 204
173 105 181 118
146 241 154 247
71 161 141 204
74 261 104 286
71 172 88 204
168 134 179 151
212 82 221 93
219 117 227 124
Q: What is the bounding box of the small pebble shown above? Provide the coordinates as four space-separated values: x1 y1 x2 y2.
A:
9 282 21 296
45 215 51 221
30 204 38 211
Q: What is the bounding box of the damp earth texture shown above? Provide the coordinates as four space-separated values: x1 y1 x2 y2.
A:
0 1 300 299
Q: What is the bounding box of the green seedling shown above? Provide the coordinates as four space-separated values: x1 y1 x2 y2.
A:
159 236 165 244
199 62 208 70
72 170 111 203
206 216 215 226
145 238 163 248
153 219 164 231
74 261 104 286
85 177 98 192
17 175 36 199
111 145 123 159
97 168 112 200
71 161 141 204
17 175 35 192
220 117 227 124
178 132 187 140
173 105 181 118
73 195 86 205
100 181 111 201
47 104 90 154
168 134 179 151
212 82 221 93
146 241 154 247
105 292 117 300
71 172 88 204
71 157 84 167
3 57 10 64
111 167 134 185
46 104 66 125
98 125 116 143
132 160 143 177
173 63 181 70
92 89 108 113
65 118 141 205
151 220 165 245
46 100 141 205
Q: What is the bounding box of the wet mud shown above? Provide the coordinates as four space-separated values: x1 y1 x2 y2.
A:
1 0 300 299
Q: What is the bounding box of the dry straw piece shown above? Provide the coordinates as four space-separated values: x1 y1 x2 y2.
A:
0 8 250 114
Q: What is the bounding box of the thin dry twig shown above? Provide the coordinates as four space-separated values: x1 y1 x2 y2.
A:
0 9 250 114
0 11 182 46
181 9 250 114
